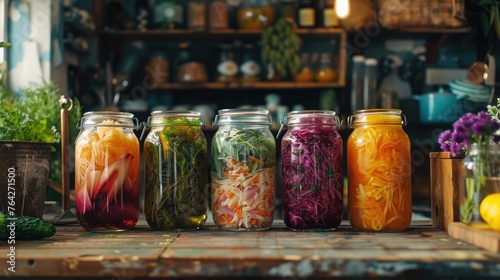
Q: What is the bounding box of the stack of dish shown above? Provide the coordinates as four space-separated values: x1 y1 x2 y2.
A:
449 79 491 103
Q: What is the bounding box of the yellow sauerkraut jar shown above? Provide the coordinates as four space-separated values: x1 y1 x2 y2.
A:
347 109 412 232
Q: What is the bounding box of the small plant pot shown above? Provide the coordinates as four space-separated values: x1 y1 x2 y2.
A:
0 141 52 218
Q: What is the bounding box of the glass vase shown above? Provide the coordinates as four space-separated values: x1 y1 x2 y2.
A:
460 143 500 225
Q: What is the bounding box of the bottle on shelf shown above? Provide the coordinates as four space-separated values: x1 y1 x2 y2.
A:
318 0 339 28
209 0 229 29
294 53 314 82
350 55 365 113
363 58 378 109
297 0 316 28
153 0 185 29
281 0 297 25
315 53 337 82
188 0 206 31
217 44 239 83
240 44 261 82
135 0 151 31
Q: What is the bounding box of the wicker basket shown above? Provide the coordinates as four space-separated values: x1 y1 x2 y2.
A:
377 0 466 28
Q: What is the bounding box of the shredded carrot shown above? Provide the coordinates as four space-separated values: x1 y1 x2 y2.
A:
347 124 411 231
249 156 265 165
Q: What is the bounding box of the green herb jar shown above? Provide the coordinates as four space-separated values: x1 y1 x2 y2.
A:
211 109 276 231
144 111 208 230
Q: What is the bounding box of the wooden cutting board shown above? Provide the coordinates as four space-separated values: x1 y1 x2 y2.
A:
448 222 500 253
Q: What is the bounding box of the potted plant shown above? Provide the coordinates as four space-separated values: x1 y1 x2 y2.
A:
0 41 81 217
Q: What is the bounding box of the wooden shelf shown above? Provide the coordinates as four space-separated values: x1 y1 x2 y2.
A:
383 26 472 34
152 81 345 90
98 28 346 41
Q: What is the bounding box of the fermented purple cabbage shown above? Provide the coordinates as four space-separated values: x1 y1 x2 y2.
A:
281 124 343 230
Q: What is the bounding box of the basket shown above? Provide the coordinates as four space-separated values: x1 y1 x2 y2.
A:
377 0 467 29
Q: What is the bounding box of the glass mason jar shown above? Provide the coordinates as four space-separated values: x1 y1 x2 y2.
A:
460 143 500 225
211 109 276 231
237 0 276 30
143 111 208 230
75 111 141 231
280 110 344 231
347 109 412 232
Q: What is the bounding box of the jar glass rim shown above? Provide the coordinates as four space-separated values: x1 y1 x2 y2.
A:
147 110 205 126
282 110 340 127
348 109 406 127
213 108 272 126
79 111 140 129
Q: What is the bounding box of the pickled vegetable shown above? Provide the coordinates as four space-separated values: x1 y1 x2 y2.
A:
75 119 140 231
281 122 343 230
144 116 208 230
211 128 276 230
347 112 412 231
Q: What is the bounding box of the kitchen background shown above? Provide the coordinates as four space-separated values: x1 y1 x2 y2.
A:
3 0 498 210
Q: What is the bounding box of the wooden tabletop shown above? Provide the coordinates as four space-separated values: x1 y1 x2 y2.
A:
2 220 500 279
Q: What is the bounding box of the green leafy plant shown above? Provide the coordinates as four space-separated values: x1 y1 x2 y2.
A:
473 0 500 51
261 17 302 78
0 85 60 143
0 81 82 185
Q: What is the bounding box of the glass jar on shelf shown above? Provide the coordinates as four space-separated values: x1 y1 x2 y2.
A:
144 51 169 86
217 44 239 83
188 0 206 31
176 42 208 83
315 53 337 82
237 0 276 30
209 0 229 29
153 0 185 29
294 53 314 82
240 43 261 83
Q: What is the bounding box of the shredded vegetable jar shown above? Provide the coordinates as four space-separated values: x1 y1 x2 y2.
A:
75 112 141 231
280 110 344 231
347 109 412 232
211 109 276 231
144 111 208 230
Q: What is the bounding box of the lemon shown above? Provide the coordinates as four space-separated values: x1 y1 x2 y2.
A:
479 193 500 231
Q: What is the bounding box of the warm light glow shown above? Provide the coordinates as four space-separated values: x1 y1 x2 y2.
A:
336 0 350 19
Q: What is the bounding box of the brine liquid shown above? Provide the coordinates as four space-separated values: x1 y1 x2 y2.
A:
347 124 412 232
281 127 343 230
76 190 139 231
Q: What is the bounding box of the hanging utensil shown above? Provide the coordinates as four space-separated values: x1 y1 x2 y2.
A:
53 95 77 224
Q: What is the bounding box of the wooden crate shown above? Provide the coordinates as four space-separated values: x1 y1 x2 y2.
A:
429 152 465 231
377 0 467 29
448 222 500 253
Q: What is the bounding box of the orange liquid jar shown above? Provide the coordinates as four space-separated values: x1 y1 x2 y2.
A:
347 109 412 232
75 112 141 231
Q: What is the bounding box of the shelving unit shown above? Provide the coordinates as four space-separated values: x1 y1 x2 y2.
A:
96 28 347 90
152 81 344 90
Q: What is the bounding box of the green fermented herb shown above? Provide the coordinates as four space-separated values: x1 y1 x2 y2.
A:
144 117 208 230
